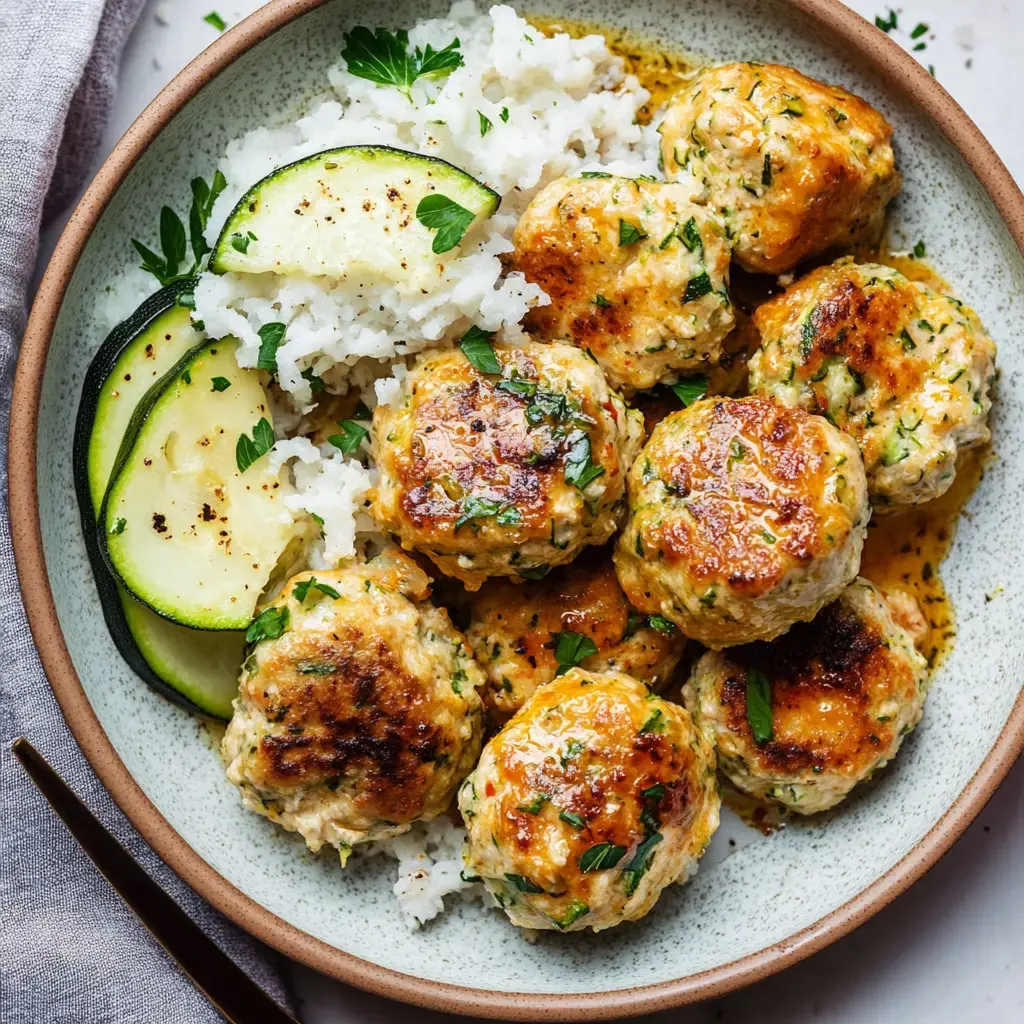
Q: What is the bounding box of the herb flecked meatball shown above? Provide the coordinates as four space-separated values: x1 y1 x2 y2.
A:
683 578 928 814
614 396 870 648
748 258 996 508
466 554 687 722
659 62 900 274
372 339 644 589
514 174 734 393
459 670 720 932
222 550 485 861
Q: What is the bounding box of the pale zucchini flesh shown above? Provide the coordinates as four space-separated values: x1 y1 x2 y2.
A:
102 339 295 630
210 145 500 292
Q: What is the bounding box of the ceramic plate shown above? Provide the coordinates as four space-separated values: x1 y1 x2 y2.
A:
12 0 1024 1018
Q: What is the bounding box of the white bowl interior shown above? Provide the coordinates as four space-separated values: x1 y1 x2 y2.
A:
40 0 1024 996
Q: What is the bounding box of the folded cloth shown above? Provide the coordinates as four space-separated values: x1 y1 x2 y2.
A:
0 1 295 1020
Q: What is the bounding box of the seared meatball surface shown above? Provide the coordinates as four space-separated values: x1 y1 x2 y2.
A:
372 340 643 589
466 554 687 722
222 550 485 859
614 396 869 648
459 670 719 932
684 578 928 814
748 259 996 508
514 175 734 393
659 63 900 274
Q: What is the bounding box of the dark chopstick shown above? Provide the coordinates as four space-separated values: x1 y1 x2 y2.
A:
12 738 299 1024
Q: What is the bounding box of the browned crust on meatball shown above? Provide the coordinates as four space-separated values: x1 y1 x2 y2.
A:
719 599 915 776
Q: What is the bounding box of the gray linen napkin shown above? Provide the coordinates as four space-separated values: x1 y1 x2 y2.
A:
0 1 295 1020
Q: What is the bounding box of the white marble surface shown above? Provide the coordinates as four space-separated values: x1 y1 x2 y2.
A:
34 1 1024 1020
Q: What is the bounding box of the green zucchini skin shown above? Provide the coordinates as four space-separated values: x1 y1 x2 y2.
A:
73 280 242 718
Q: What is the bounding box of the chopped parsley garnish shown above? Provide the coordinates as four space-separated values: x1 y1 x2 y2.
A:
292 576 341 603
229 231 257 254
517 793 549 815
180 369 192 385
109 517 127 536
911 22 928 39
683 271 714 303
246 605 289 645
235 417 275 473
875 9 897 32
550 900 590 930
560 738 585 767
646 615 676 635
564 430 604 491
671 375 709 407
328 419 370 455
459 325 501 374
745 666 773 743
553 631 598 676
679 216 703 253
500 106 510 123
504 873 544 894
559 810 588 830
340 27 463 98
478 111 492 136
581 170 612 178
913 240 927 258
622 832 663 896
203 11 227 31
639 708 666 734
454 495 519 530
415 193 475 254
211 376 231 392
618 219 648 246
256 322 286 372
593 294 612 308
301 367 326 392
900 328 917 351
579 842 627 873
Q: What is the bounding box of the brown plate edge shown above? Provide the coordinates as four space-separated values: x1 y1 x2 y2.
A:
9 0 1024 1019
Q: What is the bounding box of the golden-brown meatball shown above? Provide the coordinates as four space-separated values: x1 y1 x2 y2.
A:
371 340 643 590
222 550 485 860
466 553 687 721
459 670 719 932
514 175 734 393
614 396 869 648
748 259 996 508
683 578 928 814
659 63 900 274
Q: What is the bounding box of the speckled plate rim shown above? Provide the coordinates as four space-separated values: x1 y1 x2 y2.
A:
10 0 1024 1018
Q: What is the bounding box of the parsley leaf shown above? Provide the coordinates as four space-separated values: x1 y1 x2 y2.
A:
459 325 501 374
416 193 476 254
211 376 231 392
581 171 612 178
478 111 492 136
564 430 604 491
874 9 897 32
500 106 510 123
646 615 676 635
203 11 227 31
911 21 928 38
341 27 463 98
618 219 648 246
256 322 286 372
683 271 714 303
670 375 709 407
745 666 774 743
328 420 370 455
504 873 544 894
293 576 341 603
236 416 274 473
579 842 627 873
559 810 588 830
913 240 927 258
593 294 612 308
553 630 598 676
622 832 663 896
109 517 127 536
454 496 520 530
246 605 289 645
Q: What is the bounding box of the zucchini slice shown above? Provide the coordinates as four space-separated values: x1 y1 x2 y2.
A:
210 145 500 290
102 339 295 630
73 280 244 717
